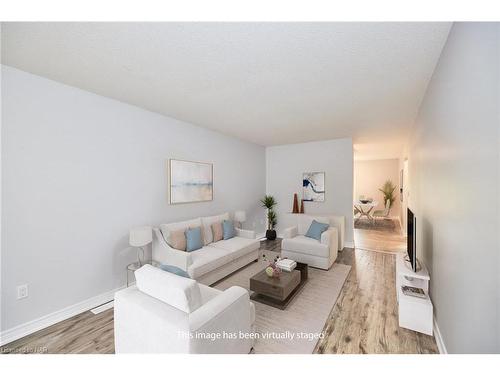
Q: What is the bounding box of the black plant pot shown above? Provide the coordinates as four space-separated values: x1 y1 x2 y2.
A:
266 230 277 241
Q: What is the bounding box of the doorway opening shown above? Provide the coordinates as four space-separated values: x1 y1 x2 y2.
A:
353 157 406 253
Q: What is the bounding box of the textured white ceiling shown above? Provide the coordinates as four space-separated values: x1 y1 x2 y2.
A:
1 22 451 148
353 142 405 161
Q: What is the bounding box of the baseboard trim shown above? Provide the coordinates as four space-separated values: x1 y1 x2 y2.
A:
0 285 125 346
433 315 448 354
344 241 355 249
90 301 114 315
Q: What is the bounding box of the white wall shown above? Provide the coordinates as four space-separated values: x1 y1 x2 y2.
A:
408 23 499 353
354 158 401 216
1 66 266 332
0 42 3 337
266 138 354 244
399 158 409 234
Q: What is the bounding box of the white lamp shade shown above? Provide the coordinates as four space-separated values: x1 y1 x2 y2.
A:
129 226 152 247
234 210 247 223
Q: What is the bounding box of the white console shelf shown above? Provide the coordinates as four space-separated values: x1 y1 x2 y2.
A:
396 253 433 335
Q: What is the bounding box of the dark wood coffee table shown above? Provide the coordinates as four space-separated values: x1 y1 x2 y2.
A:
250 262 308 310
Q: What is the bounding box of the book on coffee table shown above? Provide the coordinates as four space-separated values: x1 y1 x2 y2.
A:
276 259 296 272
401 285 426 299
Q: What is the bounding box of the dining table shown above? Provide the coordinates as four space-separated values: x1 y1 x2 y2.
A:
354 200 379 224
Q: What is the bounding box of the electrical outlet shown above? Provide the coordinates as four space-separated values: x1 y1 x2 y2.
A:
17 284 28 300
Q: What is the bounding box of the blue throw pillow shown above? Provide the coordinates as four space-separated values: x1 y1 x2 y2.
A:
222 220 235 240
160 264 190 278
185 227 203 252
305 220 329 241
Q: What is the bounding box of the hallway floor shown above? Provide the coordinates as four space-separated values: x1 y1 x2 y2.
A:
353 217 406 254
315 217 437 353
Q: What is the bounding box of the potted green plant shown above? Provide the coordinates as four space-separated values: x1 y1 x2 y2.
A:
261 195 277 240
379 180 396 208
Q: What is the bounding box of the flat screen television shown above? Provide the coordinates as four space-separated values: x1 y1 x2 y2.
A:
407 208 417 272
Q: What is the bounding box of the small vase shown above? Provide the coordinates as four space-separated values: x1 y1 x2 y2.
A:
292 193 299 213
300 199 304 214
265 266 274 277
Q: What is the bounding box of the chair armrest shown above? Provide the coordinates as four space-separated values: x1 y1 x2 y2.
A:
189 286 250 331
152 228 192 271
329 215 345 251
321 228 339 262
114 286 190 353
235 228 256 239
188 286 253 353
282 226 298 239
321 227 338 246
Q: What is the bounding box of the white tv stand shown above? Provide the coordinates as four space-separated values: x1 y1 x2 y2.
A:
396 253 433 335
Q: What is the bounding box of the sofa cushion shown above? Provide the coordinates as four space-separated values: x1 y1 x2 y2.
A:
159 264 191 278
209 236 260 260
305 220 329 241
134 264 202 313
211 222 223 242
281 235 330 258
160 218 202 243
188 247 233 279
201 213 230 245
298 215 329 236
186 227 203 252
222 220 236 240
166 229 186 251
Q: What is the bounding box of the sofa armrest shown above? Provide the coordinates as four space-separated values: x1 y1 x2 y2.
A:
282 226 298 239
235 228 256 239
152 228 192 271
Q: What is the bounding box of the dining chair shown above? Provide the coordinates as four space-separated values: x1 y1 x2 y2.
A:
373 199 391 223
354 206 361 223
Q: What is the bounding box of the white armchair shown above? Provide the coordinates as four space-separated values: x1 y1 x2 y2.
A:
114 265 255 353
281 215 339 270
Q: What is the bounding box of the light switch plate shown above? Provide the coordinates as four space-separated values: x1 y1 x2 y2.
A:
17 284 28 300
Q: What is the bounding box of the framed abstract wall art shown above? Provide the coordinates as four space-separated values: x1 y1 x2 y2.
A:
168 159 213 204
303 172 325 202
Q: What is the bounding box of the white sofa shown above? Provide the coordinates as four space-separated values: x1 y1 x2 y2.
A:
114 265 255 353
281 215 345 270
152 213 260 285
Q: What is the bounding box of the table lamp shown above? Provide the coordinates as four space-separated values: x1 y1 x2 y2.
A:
129 226 152 266
234 210 247 228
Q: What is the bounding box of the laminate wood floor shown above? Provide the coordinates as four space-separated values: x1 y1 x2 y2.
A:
314 248 438 354
2 235 438 354
354 218 407 254
314 221 437 353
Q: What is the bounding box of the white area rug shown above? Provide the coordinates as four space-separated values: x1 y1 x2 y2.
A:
213 250 351 354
